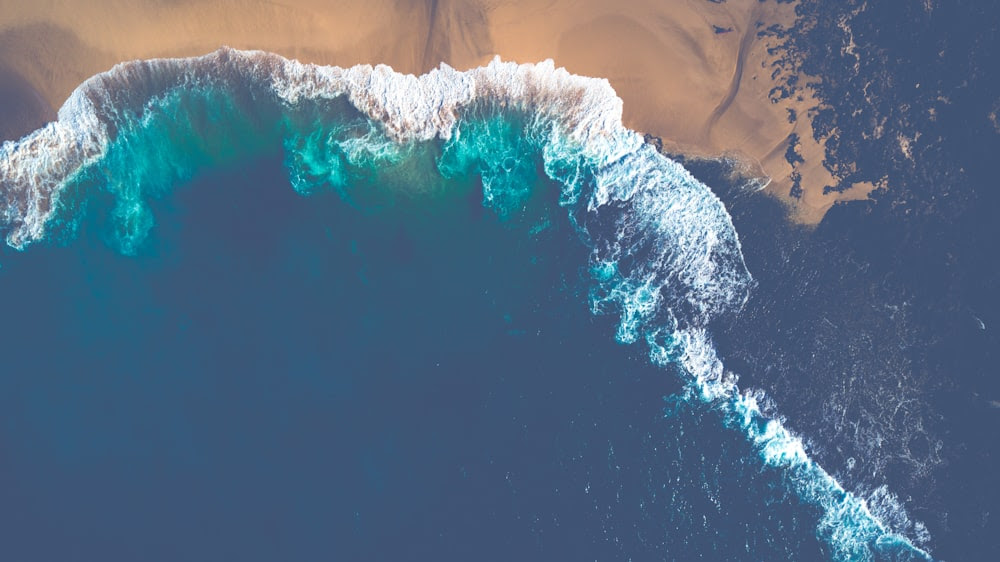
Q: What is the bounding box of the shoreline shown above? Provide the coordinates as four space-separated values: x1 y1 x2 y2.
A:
0 0 871 224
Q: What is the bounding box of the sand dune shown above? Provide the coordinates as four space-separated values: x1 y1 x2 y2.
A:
0 0 872 224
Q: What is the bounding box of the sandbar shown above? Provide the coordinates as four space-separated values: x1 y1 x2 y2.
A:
0 0 873 224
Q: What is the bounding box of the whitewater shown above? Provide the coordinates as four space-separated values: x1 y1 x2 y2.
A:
0 48 932 561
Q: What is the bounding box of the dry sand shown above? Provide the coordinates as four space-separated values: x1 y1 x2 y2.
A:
0 0 874 224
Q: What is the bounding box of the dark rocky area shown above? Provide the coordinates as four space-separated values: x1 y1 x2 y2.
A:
686 1 999 559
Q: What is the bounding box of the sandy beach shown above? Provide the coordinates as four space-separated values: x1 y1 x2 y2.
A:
0 0 872 224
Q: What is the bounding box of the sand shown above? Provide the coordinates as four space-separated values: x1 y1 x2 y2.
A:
0 0 872 224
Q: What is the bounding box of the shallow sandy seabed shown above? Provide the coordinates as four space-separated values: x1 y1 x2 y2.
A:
0 0 874 224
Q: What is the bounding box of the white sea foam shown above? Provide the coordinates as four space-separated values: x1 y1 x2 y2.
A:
647 328 933 560
0 49 640 247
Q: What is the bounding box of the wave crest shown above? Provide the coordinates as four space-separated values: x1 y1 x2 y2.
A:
0 47 741 325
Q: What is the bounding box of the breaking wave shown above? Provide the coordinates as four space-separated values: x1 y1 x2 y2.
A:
0 48 932 560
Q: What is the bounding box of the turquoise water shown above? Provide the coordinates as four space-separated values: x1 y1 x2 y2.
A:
0 67 930 560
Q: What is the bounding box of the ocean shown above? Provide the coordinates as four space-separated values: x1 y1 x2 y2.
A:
0 51 931 561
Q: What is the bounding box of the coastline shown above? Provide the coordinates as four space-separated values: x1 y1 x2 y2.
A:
0 0 869 224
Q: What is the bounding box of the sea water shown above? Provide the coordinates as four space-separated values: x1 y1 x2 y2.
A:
0 51 931 561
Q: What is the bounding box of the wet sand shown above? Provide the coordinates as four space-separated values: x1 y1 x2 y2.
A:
0 0 870 224
0 65 54 142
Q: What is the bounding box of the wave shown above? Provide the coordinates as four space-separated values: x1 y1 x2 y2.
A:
0 48 932 560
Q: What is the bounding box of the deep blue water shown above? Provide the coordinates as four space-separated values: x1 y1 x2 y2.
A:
0 51 937 559
0 151 836 560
